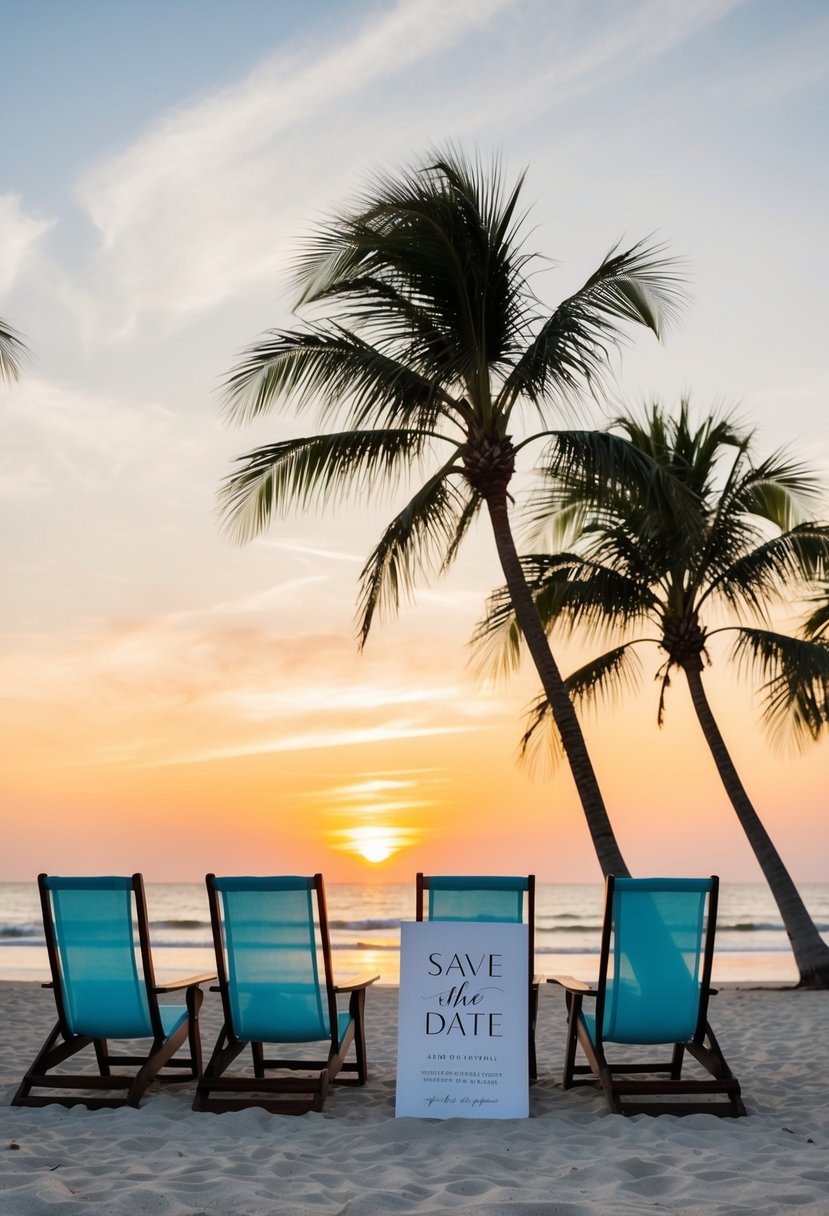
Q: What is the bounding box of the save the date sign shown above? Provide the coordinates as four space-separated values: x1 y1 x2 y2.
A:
395 920 529 1119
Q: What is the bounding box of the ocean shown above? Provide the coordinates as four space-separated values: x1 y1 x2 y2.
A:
2 881 827 986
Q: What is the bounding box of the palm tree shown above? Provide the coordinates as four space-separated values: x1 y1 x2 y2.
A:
478 402 829 986
219 148 686 876
0 318 27 382
803 583 829 643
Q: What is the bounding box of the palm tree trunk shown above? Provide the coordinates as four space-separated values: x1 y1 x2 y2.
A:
684 666 829 988
485 492 630 877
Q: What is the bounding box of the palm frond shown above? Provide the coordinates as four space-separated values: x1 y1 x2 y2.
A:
802 582 829 640
0 318 28 383
516 692 565 775
731 450 825 524
518 645 645 771
731 627 829 747
357 466 476 646
704 523 829 618
500 239 686 414
219 429 434 542
222 326 459 432
472 553 656 680
565 645 646 713
693 441 818 600
528 426 703 543
290 147 537 393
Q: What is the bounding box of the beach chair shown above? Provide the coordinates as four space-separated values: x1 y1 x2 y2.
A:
12 874 212 1109
552 876 745 1116
416 873 540 1081
194 874 379 1114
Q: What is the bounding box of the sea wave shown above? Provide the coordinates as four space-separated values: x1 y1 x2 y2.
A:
146 937 214 950
719 920 828 933
0 925 42 940
537 923 603 935
328 918 402 932
534 943 795 955
151 919 210 931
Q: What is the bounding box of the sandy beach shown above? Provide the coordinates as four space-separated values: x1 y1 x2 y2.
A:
1 980 828 1215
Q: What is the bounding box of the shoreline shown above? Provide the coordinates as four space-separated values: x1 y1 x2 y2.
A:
0 945 804 987
2 980 828 1214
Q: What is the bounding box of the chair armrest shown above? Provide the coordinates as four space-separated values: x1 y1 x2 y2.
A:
531 974 545 988
153 972 216 994
41 981 55 990
546 973 598 995
334 973 380 993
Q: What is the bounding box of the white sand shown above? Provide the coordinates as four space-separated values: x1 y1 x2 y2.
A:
1 980 828 1215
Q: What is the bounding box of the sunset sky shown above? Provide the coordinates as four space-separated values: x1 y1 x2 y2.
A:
2 0 827 885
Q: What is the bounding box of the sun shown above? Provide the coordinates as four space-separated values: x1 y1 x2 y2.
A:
348 826 397 864
337 825 414 864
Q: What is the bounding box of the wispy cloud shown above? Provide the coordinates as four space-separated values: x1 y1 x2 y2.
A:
139 721 476 768
0 193 54 298
0 374 207 499
452 0 749 136
74 0 511 334
0 611 504 776
63 0 751 340
211 682 468 720
255 538 364 565
204 577 329 618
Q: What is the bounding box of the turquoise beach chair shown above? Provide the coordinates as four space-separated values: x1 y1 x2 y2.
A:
415 873 540 1080
194 874 379 1114
553 876 745 1116
13 874 212 1109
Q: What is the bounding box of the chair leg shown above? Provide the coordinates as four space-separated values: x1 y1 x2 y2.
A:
312 1069 330 1112
11 1023 96 1107
670 1042 685 1080
186 986 204 1079
562 992 581 1089
193 1026 247 1111
574 1018 621 1113
127 1021 191 1108
126 989 205 1104
346 987 368 1084
686 1024 746 1116
528 983 539 1082
15 1002 205 1111
329 1018 357 1084
252 1041 265 1078
194 1026 331 1115
568 1022 745 1118
94 1038 111 1076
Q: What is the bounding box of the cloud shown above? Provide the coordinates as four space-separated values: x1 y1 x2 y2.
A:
459 0 749 136
73 0 747 337
210 681 468 720
75 0 511 334
0 611 504 775
143 721 475 767
255 538 364 565
0 374 210 500
0 194 54 298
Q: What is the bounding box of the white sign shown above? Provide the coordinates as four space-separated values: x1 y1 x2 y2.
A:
395 920 529 1119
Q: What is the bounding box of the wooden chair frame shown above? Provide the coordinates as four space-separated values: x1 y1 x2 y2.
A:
194 873 378 1115
553 875 745 1117
416 872 540 1082
13 873 213 1110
